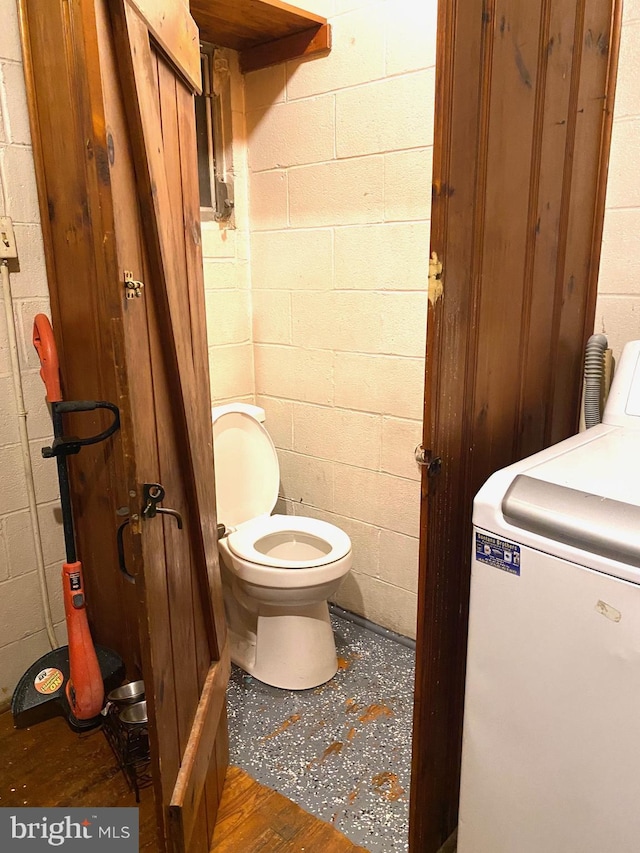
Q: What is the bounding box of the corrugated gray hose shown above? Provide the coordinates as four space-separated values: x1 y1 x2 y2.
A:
584 333 608 428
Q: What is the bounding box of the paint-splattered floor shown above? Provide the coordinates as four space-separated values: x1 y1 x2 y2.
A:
226 614 415 853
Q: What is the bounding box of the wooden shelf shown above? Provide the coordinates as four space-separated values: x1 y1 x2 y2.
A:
190 0 331 73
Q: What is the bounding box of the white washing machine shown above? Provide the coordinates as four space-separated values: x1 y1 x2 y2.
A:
458 340 640 853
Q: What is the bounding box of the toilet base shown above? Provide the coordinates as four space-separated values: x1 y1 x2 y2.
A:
229 600 338 691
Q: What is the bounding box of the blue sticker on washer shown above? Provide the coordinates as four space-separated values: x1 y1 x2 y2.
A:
475 532 520 575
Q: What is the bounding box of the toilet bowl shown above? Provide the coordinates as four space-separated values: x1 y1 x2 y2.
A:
212 403 352 690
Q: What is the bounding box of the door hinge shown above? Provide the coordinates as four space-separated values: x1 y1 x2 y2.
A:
124 270 144 300
428 252 444 305
415 445 442 478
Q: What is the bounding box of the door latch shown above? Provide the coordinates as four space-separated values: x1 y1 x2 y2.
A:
124 270 144 300
415 445 442 478
142 483 183 528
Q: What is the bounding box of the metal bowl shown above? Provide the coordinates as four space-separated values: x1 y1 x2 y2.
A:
119 700 148 726
108 680 145 705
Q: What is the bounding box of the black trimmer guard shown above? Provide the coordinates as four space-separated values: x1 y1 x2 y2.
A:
11 645 125 730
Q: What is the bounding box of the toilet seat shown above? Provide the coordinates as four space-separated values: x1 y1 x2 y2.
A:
227 514 351 569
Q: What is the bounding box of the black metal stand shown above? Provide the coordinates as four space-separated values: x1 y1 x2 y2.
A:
102 704 152 803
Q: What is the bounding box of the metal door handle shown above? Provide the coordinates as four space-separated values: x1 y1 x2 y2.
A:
141 483 183 528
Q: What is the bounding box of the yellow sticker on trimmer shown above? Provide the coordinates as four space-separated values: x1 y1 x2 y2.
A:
34 667 64 695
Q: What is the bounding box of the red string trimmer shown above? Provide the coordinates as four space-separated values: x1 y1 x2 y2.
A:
11 315 124 730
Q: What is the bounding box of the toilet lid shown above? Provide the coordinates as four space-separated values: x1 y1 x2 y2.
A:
212 410 279 528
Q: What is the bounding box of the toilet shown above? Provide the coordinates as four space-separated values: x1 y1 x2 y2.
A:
211 403 353 690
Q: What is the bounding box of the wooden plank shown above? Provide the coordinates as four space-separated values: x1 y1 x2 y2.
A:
240 24 331 74
168 645 230 852
18 0 139 671
191 0 326 52
109 0 227 660
127 0 201 93
410 0 621 850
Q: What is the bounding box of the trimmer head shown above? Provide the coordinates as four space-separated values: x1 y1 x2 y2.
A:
11 645 124 730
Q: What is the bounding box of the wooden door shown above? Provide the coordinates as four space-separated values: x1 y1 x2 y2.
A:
20 0 230 850
410 1 622 850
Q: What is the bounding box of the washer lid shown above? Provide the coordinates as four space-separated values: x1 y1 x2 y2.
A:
500 426 640 568
212 410 279 528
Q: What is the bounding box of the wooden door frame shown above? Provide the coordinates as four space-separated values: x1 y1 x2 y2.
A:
409 1 622 851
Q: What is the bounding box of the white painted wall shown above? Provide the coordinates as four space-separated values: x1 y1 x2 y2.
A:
203 49 255 406
0 0 66 709
243 0 438 639
594 0 640 359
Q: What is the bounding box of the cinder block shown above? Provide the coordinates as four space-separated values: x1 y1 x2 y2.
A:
22 369 57 441
0 518 8 580
292 402 382 469
0 629 52 707
249 170 288 231
334 222 431 289
378 529 420 594
606 119 640 209
30 438 59 504
385 0 438 75
252 290 291 344
0 443 27 514
0 296 10 376
0 144 40 223
624 0 640 22
334 351 425 419
201 223 237 259
203 260 247 290
0 373 18 444
381 417 423 481
16 297 51 371
4 509 35 576
1 62 31 145
612 21 640 118
0 571 46 648
36 502 65 567
8 224 50 298
244 64 287 113
250 229 333 290
288 156 384 227
0 1 23 62
45 560 64 625
593 294 640 362
381 291 428 357
255 344 334 405
247 96 335 172
292 291 384 353
256 395 294 450
286 5 385 100
332 570 417 638
598 208 640 294
208 342 254 404
336 70 435 159
205 289 251 346
278 448 334 511
333 463 381 527
384 148 433 222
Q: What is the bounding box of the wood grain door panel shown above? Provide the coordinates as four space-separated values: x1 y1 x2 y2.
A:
20 0 230 850
410 1 621 850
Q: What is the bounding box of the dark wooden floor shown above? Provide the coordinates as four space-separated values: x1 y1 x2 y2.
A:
0 711 366 852
211 765 368 853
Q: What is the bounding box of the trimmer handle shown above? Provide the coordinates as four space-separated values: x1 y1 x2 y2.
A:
33 314 62 403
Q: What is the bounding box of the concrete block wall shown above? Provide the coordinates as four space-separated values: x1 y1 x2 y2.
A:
595 0 640 359
0 0 66 708
203 49 254 407
244 0 438 639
